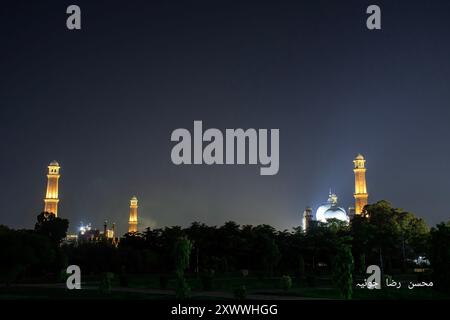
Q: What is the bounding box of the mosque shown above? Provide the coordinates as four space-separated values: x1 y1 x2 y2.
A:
42 160 140 245
40 153 368 239
302 154 369 231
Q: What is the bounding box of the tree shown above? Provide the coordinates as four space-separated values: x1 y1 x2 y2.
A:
185 222 219 272
332 245 354 300
304 219 352 274
429 222 450 293
173 236 193 299
173 236 193 277
161 226 185 271
364 201 401 274
35 212 69 245
255 234 280 276
351 215 370 274
217 221 242 272
298 255 305 280
356 201 429 274
396 211 429 270
0 226 55 285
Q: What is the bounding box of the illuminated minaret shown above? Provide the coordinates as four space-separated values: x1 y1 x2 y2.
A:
128 196 138 233
44 160 61 216
353 154 368 215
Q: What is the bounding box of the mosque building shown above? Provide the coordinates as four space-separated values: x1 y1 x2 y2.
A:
41 160 140 245
41 154 367 238
302 154 369 231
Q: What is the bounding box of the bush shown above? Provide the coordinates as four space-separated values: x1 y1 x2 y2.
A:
280 275 292 291
233 285 247 300
332 246 354 300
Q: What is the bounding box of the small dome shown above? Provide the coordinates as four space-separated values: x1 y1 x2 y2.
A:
355 154 364 160
49 160 59 166
131 196 138 201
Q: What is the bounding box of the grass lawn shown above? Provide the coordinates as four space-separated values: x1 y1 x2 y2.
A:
110 274 450 300
353 287 450 300
0 287 170 300
3 273 449 300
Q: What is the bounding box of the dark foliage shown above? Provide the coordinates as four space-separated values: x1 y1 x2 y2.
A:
35 212 69 245
429 222 450 292
0 203 446 293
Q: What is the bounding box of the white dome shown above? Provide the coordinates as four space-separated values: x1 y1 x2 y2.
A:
315 204 331 222
315 192 349 223
323 207 349 222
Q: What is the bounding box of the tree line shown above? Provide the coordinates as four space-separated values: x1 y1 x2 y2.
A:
0 201 449 294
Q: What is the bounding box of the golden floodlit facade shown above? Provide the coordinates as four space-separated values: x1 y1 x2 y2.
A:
353 154 368 215
128 196 138 233
44 160 61 216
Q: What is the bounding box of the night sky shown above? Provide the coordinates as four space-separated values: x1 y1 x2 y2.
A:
1 0 450 234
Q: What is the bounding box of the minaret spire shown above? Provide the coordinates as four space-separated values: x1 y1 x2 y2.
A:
353 154 368 215
128 196 138 233
43 160 61 216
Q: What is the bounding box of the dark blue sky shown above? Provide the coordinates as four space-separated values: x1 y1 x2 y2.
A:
1 0 449 234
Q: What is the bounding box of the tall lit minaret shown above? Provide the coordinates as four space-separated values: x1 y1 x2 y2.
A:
44 160 61 216
353 154 368 215
128 196 138 233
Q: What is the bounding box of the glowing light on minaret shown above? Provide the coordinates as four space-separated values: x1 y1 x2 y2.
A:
353 154 368 215
128 196 138 233
44 160 61 216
